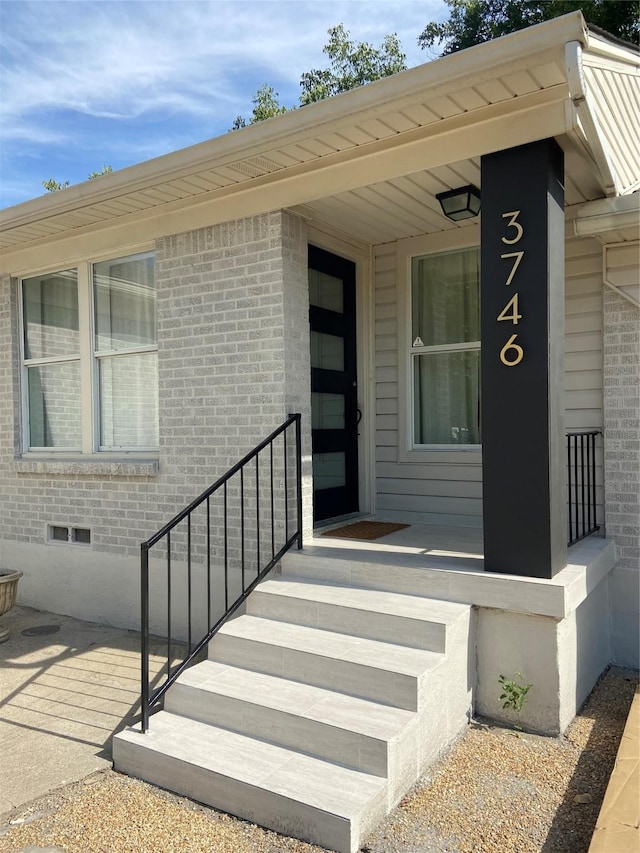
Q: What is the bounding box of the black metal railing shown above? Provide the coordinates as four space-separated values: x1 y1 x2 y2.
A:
141 413 302 732
567 430 601 546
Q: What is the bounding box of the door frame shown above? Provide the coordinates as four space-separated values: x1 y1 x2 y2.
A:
307 225 374 521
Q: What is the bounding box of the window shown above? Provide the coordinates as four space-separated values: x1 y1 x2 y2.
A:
411 247 480 447
21 251 157 452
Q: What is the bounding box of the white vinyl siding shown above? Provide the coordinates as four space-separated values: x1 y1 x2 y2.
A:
374 243 400 466
373 231 605 529
605 242 640 307
565 234 605 532
565 235 604 430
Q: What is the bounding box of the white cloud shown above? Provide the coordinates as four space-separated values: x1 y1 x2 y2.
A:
2 1 443 125
0 0 446 206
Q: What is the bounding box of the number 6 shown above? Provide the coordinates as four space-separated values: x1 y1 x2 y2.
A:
500 334 524 366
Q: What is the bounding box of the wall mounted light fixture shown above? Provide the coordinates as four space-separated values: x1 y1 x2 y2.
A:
436 184 481 221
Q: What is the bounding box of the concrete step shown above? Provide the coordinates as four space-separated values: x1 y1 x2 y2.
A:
249 576 469 651
113 711 387 853
209 614 443 711
113 570 474 853
165 659 416 776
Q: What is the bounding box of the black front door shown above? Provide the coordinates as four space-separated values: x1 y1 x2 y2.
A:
308 245 359 523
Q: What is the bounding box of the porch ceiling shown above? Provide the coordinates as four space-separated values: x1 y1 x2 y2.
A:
292 158 481 245
290 138 605 246
1 12 637 261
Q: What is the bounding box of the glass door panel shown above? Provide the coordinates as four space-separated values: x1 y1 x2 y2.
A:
310 331 345 371
312 452 346 490
311 393 345 430
308 245 358 522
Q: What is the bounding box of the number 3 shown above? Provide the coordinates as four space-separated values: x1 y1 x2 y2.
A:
501 211 523 245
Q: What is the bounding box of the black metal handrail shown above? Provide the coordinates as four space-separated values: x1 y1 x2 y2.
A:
567 430 601 546
141 413 302 732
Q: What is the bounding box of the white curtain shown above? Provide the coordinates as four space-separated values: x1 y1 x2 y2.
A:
94 253 156 352
23 271 81 448
93 251 158 448
412 248 480 445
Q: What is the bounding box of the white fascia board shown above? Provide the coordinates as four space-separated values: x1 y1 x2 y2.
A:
574 193 640 237
584 30 640 67
0 12 588 233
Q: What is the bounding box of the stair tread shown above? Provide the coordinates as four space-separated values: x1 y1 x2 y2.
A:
120 711 386 817
217 615 443 675
257 577 469 623
175 660 414 737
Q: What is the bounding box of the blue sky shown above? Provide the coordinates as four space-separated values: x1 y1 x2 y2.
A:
0 0 448 210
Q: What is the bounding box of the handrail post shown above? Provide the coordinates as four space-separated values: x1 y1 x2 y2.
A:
295 413 303 550
591 433 597 532
139 414 304 729
141 542 150 733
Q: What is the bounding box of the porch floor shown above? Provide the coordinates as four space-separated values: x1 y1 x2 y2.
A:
308 518 602 576
310 520 484 572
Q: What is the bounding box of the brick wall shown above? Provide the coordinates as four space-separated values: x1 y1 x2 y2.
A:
0 210 311 627
603 288 640 566
157 210 309 496
603 286 640 666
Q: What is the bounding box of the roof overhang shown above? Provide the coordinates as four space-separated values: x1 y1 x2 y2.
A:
574 193 640 241
1 11 638 271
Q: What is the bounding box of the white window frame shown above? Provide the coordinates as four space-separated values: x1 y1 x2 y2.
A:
396 226 482 463
19 248 158 456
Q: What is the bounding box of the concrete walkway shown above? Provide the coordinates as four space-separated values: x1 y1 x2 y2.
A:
0 605 152 816
589 684 640 853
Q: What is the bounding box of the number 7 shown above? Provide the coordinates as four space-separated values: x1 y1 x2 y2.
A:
500 251 524 286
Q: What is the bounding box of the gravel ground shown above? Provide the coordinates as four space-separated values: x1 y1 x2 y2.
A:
0 667 636 853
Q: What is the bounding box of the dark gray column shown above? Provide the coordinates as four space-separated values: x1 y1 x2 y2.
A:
481 139 566 578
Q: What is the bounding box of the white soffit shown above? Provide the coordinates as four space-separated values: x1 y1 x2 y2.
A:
294 158 483 245
1 12 637 257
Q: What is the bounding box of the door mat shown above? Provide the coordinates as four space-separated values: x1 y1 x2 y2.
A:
321 521 410 541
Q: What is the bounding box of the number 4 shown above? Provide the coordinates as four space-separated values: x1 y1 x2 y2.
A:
497 293 522 325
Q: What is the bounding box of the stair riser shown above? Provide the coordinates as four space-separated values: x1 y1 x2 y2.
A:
209 633 419 711
165 683 389 776
113 735 365 853
247 592 446 652
281 554 454 601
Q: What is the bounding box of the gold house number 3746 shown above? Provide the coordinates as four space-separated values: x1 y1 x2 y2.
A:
498 210 524 366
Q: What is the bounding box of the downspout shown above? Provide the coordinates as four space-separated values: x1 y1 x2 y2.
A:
565 41 618 198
